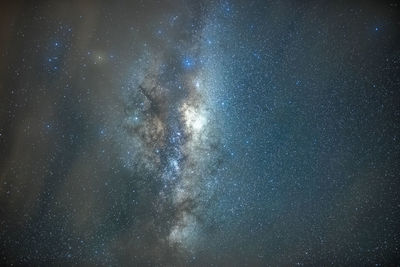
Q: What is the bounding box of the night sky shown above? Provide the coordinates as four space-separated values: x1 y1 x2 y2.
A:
1 0 400 266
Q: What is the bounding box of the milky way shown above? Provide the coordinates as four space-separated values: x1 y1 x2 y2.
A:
116 14 222 256
1 0 400 266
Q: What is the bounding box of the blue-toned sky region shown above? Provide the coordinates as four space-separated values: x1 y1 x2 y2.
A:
0 0 399 265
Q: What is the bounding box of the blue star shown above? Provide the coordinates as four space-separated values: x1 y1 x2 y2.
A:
183 57 195 69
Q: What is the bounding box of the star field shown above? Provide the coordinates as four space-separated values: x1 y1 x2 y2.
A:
0 0 399 266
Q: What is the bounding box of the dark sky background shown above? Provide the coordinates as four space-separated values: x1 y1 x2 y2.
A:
0 0 399 266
